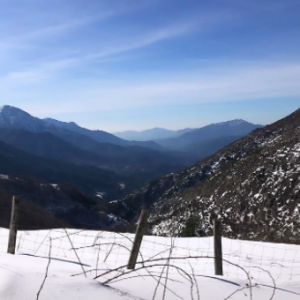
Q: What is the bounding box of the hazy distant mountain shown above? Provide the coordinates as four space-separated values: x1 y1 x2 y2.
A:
156 119 263 150
0 105 264 197
175 128 195 137
45 117 124 145
114 127 194 141
0 105 55 132
0 128 111 167
0 106 162 151
45 117 163 150
114 128 175 141
0 106 193 185
0 127 192 181
183 135 243 160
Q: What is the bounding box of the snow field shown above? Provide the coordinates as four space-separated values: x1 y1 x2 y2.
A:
0 227 300 299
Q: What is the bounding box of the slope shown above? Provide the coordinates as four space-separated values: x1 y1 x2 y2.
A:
0 128 111 167
114 127 193 141
0 128 192 183
0 105 163 150
0 106 193 182
123 108 300 243
0 139 126 199
183 135 243 160
45 117 163 150
156 119 263 150
0 175 127 229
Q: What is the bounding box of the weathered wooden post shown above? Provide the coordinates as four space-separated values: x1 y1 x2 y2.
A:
127 209 149 270
213 219 223 276
7 196 20 254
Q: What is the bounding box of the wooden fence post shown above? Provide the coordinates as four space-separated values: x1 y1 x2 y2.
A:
127 209 149 270
213 219 223 276
7 196 20 254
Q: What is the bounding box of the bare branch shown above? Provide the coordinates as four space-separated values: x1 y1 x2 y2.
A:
189 262 200 300
36 238 52 300
64 229 87 278
251 266 276 300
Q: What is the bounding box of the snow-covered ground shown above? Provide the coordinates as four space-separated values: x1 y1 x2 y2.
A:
0 227 300 300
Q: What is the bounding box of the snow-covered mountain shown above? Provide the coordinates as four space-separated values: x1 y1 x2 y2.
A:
0 105 54 132
123 108 300 243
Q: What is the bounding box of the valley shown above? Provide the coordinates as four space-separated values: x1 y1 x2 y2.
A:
0 104 299 245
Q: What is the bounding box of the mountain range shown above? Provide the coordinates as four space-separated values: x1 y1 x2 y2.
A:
114 127 194 141
115 119 263 161
122 107 300 243
154 119 263 150
0 103 298 243
0 106 193 184
0 138 125 199
0 106 262 179
45 117 162 150
0 104 267 231
0 105 161 150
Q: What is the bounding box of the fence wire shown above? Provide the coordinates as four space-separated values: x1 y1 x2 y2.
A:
1 225 300 290
1 203 300 300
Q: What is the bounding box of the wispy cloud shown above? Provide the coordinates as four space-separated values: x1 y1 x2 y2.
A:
17 13 115 42
1 0 299 130
0 11 115 53
0 9 233 83
87 22 197 60
73 9 234 61
11 61 300 116
0 22 196 85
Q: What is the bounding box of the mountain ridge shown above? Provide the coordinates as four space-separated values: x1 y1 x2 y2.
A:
0 105 163 150
0 106 194 186
155 119 263 150
123 107 300 243
44 117 163 150
114 127 194 141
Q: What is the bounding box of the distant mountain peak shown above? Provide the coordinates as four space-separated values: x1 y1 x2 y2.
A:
0 105 52 132
0 105 28 114
228 119 247 123
44 118 80 128
0 104 14 110
212 119 249 126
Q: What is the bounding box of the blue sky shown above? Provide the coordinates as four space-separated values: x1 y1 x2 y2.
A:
0 0 300 131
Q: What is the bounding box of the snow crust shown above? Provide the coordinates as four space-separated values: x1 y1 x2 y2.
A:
0 228 300 299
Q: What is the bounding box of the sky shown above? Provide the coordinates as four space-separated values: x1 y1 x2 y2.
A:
0 0 300 132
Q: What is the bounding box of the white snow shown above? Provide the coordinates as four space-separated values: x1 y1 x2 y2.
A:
95 192 105 199
0 228 300 299
50 184 59 190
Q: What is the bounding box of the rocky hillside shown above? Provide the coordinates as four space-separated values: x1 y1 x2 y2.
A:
0 174 128 230
124 108 300 243
0 139 128 200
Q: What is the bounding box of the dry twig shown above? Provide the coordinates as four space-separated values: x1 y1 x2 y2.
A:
64 229 87 277
36 238 52 300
